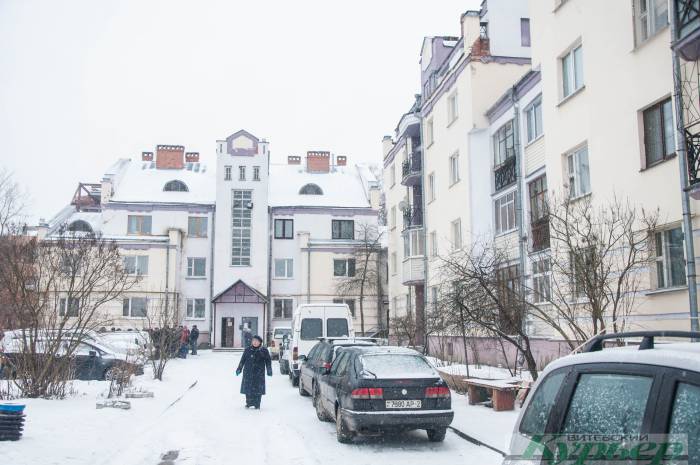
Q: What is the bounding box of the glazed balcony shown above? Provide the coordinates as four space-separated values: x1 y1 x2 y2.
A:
402 205 423 231
674 0 700 61
402 256 425 285
401 153 422 186
530 217 551 252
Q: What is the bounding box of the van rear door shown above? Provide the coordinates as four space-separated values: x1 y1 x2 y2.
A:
324 305 352 338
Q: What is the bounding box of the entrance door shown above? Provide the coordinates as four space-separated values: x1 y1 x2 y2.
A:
241 317 258 347
221 317 235 348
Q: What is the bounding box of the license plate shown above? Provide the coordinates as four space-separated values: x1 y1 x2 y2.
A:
385 400 421 409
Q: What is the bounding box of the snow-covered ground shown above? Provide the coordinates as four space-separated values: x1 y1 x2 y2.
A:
4 351 509 465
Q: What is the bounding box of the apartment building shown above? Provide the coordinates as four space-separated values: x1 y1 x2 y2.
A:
42 146 216 345
269 153 385 336
530 0 695 331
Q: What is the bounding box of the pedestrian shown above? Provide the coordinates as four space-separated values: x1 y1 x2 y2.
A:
235 335 272 409
189 325 199 355
179 325 190 359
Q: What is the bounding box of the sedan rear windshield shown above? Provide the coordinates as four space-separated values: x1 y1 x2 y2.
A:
326 318 349 338
300 318 322 340
360 354 436 379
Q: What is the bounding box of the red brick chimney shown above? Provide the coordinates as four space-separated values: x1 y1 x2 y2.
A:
142 152 154 161
336 155 347 166
156 145 185 169
185 152 200 163
288 155 301 165
306 151 330 173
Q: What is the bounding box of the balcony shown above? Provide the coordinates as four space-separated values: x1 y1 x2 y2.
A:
402 205 423 231
401 153 422 186
494 156 517 192
402 256 425 285
530 217 551 252
674 0 700 61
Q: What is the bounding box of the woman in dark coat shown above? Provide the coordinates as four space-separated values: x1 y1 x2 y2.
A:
235 335 272 409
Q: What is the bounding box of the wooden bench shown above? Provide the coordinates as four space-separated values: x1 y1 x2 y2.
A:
463 378 521 411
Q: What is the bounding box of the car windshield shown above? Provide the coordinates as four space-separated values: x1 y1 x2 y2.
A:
360 354 437 379
274 328 291 338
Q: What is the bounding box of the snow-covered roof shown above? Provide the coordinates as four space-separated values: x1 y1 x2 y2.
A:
269 163 377 209
109 159 215 205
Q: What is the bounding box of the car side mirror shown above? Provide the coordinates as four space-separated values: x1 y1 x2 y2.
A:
299 355 307 362
321 367 330 375
88 350 97 357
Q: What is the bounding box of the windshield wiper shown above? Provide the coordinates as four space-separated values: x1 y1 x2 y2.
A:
363 369 378 379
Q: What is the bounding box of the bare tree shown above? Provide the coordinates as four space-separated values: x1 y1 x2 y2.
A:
335 223 384 335
0 227 139 398
142 295 181 381
0 168 28 237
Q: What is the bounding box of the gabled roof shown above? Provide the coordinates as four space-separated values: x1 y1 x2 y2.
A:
212 279 268 304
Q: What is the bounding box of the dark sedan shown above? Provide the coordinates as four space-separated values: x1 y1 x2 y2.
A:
314 346 453 443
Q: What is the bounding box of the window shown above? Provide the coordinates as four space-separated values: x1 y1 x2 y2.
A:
122 297 148 318
561 374 652 435
430 231 438 257
669 383 700 465
274 258 293 278
430 287 438 310
59 297 79 317
299 183 323 195
426 118 434 146
643 98 675 167
451 219 462 249
327 318 350 337
231 190 252 266
163 180 188 192
529 176 550 251
334 258 356 277
525 98 543 142
186 298 206 319
494 191 517 235
561 44 584 98
447 92 458 124
493 120 515 166
428 172 436 202
124 256 149 276
634 0 668 44
330 351 350 376
521 18 531 46
449 152 460 185
332 220 354 240
300 318 323 340
390 164 396 186
497 264 521 311
532 258 551 303
127 215 152 235
274 219 294 239
67 220 93 234
570 247 594 298
566 146 591 198
333 299 356 317
273 298 294 319
238 166 246 181
390 206 396 229
224 165 232 181
655 227 687 289
253 166 260 181
187 257 206 278
405 229 425 257
391 252 397 275
188 216 208 238
520 370 566 435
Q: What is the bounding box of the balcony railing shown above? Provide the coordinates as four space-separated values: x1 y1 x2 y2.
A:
494 156 517 192
530 217 551 252
402 206 423 230
686 129 700 188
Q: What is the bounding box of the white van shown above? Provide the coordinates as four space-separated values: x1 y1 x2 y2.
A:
284 303 354 386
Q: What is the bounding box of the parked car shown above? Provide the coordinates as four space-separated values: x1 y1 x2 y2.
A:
283 303 354 387
3 336 144 381
279 335 292 374
298 337 378 398
314 345 454 443
99 330 151 361
269 326 292 360
502 331 700 465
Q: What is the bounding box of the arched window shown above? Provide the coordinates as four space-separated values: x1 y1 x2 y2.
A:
299 183 323 195
67 220 93 234
163 180 189 192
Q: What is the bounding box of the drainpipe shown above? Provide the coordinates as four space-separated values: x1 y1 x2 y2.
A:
209 208 216 345
266 207 273 342
670 2 700 335
307 245 312 304
419 110 430 351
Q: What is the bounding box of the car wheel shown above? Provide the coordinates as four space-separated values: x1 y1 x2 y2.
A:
335 407 353 443
314 387 331 422
103 367 118 381
427 427 447 442
279 361 287 375
298 377 310 396
291 374 299 387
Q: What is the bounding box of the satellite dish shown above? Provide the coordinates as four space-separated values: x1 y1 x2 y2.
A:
398 200 408 211
246 202 254 209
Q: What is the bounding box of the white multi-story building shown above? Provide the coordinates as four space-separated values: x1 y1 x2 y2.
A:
268 152 385 336
43 145 216 345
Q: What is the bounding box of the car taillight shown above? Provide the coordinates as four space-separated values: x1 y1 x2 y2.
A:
425 386 451 398
292 347 298 361
351 387 383 399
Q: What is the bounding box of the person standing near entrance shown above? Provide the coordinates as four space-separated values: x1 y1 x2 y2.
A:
179 325 190 359
235 335 272 409
189 325 200 355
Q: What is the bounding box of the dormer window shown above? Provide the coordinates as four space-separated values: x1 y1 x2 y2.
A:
163 180 188 192
67 220 93 234
299 183 323 195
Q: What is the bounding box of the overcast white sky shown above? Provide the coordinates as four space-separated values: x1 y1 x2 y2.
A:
0 0 480 221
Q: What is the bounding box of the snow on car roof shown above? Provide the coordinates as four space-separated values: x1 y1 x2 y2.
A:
268 163 376 208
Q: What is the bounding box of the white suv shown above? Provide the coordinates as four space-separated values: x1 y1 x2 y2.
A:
503 331 700 465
